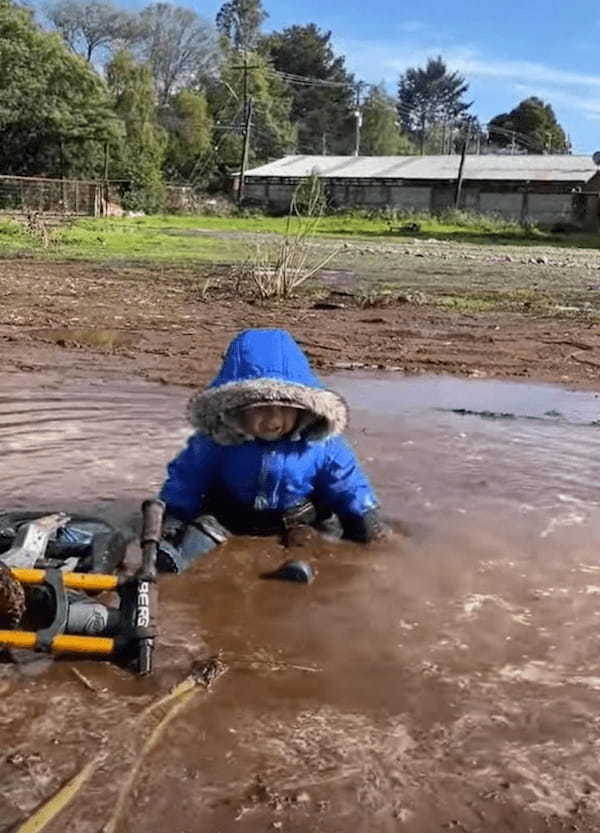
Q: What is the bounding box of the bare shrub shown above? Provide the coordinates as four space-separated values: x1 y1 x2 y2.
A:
21 212 50 248
238 176 342 300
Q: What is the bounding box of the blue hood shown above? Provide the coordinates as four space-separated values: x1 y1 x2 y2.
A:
211 329 324 389
187 329 347 445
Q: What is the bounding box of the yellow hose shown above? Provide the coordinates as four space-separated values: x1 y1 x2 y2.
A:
13 754 104 833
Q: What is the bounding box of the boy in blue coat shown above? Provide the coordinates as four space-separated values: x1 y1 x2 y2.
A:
157 328 384 573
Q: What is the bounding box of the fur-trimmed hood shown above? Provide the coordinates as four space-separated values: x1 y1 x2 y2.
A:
187 329 348 445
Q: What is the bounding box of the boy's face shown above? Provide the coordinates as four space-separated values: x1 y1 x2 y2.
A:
239 404 301 441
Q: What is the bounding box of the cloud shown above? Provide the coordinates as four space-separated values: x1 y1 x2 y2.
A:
448 54 600 90
340 39 600 91
335 37 600 135
512 83 600 116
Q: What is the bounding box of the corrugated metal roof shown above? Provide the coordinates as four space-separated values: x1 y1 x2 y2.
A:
245 155 599 182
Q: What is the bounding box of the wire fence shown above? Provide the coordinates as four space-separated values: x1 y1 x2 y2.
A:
0 175 102 216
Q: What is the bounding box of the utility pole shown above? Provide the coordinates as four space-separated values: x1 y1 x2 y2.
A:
102 142 110 216
232 51 260 205
510 131 516 155
454 128 470 208
353 82 364 157
238 96 253 205
321 132 328 155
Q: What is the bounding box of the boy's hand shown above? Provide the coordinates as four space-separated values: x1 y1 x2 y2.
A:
162 515 184 543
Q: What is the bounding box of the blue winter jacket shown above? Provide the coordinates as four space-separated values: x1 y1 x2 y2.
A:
159 329 379 527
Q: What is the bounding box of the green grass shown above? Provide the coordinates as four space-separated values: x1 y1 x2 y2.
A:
0 212 598 264
0 218 36 254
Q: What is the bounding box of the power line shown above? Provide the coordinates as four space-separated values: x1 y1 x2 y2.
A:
268 68 356 89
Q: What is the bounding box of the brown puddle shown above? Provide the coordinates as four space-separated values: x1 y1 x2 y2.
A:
1 370 600 832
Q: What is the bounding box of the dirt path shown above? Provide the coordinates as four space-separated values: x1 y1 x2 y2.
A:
1 258 599 389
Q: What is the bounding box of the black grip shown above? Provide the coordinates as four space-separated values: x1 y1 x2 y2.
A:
138 638 153 675
141 498 166 545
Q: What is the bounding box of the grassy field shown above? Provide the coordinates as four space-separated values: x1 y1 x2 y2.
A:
0 212 599 264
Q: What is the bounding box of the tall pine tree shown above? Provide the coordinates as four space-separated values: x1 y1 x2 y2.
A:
398 56 471 153
216 0 267 51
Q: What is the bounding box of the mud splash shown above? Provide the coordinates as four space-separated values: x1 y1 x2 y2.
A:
1 371 600 832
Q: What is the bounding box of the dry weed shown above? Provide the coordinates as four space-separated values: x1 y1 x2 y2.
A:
238 177 342 299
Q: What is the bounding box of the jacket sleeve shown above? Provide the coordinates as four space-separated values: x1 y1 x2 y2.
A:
159 434 218 522
314 437 380 536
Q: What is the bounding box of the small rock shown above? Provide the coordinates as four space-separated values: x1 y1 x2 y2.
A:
333 361 364 369
293 791 311 804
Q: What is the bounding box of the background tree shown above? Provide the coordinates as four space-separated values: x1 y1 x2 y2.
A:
161 89 213 181
451 114 486 153
136 3 219 105
215 0 267 51
360 84 415 155
0 0 122 176
488 97 570 154
106 49 165 209
205 48 295 174
44 0 139 61
397 56 471 153
263 24 355 154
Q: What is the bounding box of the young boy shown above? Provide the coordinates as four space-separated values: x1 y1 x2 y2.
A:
157 328 385 573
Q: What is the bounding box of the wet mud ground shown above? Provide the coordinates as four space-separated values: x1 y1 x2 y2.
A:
1 256 600 389
2 370 600 832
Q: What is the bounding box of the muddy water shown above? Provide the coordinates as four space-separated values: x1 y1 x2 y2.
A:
1 370 600 832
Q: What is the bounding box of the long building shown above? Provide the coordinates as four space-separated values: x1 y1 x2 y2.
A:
242 154 600 226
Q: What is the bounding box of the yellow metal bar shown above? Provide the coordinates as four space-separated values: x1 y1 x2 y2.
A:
10 568 119 592
0 630 115 654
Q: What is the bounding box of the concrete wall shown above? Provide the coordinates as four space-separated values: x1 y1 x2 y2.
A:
431 186 455 213
460 187 480 212
526 193 572 224
479 192 523 219
348 185 385 205
244 178 580 225
388 186 431 211
244 181 269 202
